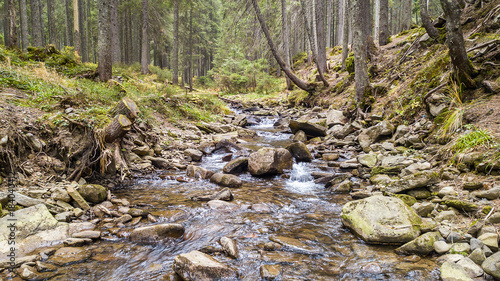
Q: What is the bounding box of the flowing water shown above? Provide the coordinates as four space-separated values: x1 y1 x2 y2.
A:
55 116 440 280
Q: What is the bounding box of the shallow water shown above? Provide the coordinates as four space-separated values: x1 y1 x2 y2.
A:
57 116 440 280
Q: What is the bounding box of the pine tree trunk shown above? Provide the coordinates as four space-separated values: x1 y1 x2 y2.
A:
251 0 314 92
79 0 87 62
110 0 120 63
281 0 292 90
420 0 439 39
31 0 43 46
98 0 112 81
353 0 370 110
47 0 56 45
440 0 476 87
19 0 28 50
172 0 179 85
379 0 389 45
6 0 17 49
401 0 412 31
326 0 333 47
341 0 350 70
337 0 344 47
65 0 73 46
141 0 149 74
315 0 327 73
73 0 81 56
39 0 45 46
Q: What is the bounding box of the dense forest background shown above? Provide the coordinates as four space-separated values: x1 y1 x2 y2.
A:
1 0 444 92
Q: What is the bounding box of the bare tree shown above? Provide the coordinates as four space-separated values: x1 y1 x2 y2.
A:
420 0 439 39
353 0 370 113
98 0 112 81
379 0 389 45
20 0 28 50
282 0 292 90
172 0 179 85
141 0 149 74
251 0 315 92
440 0 476 87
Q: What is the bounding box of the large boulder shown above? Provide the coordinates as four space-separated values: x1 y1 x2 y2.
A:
186 165 214 180
395 232 442 256
441 262 473 281
248 147 293 176
482 252 500 279
173 250 238 280
210 173 242 188
222 157 248 174
185 149 204 161
358 120 395 149
286 142 313 162
326 108 347 127
0 204 58 241
289 120 327 137
341 196 422 244
77 184 107 204
129 224 185 242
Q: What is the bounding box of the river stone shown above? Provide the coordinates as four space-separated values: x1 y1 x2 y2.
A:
52 187 72 202
478 233 498 251
434 211 456 222
248 147 293 176
456 257 483 278
286 141 313 162
210 173 242 188
72 230 101 239
442 200 478 213
450 243 471 254
192 188 233 202
395 232 442 256
440 261 473 281
471 186 500 200
370 174 393 185
289 119 327 137
293 130 308 142
220 237 239 259
482 252 500 279
77 184 107 204
185 149 203 161
358 120 395 149
232 114 247 127
260 264 282 280
0 204 58 241
341 196 421 244
486 212 500 224
326 108 347 127
384 171 439 193
129 224 184 242
332 179 352 194
468 248 486 265
186 165 214 179
207 200 239 212
173 250 238 281
358 153 378 168
434 240 452 254
50 247 91 266
269 236 321 255
412 202 434 217
66 183 90 210
463 182 483 190
222 157 248 174
407 188 431 199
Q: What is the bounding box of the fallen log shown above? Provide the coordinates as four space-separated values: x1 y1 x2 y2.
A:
109 97 140 121
104 114 132 143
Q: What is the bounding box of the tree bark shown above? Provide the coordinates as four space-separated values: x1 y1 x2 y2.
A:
5 0 17 49
98 0 112 81
172 0 179 85
420 0 439 39
47 0 56 45
440 0 476 87
110 0 120 63
141 0 149 74
353 0 370 110
341 0 350 70
65 0 74 46
20 0 28 50
251 0 315 92
74 0 81 56
104 115 131 143
379 0 390 45
401 0 412 31
281 0 292 90
79 0 88 62
31 0 43 47
315 0 327 74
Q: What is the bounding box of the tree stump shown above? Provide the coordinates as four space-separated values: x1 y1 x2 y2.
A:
109 97 140 121
104 114 132 143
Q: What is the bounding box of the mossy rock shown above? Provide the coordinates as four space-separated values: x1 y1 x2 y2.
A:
394 194 417 206
442 200 478 213
483 205 493 215
371 166 405 176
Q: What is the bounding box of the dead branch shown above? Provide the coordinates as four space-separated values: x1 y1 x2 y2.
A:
467 39 500 53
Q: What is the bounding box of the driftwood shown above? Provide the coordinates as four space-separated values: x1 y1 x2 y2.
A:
104 114 132 143
109 97 139 121
113 141 130 180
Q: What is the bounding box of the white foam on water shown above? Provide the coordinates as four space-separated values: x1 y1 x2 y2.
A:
285 162 321 194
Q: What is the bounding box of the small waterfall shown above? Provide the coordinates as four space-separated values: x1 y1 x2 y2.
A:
285 162 320 194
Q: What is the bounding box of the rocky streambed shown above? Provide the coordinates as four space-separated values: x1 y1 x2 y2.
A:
1 104 500 280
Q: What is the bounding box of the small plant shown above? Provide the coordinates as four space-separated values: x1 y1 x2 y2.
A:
437 82 466 138
452 126 494 154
